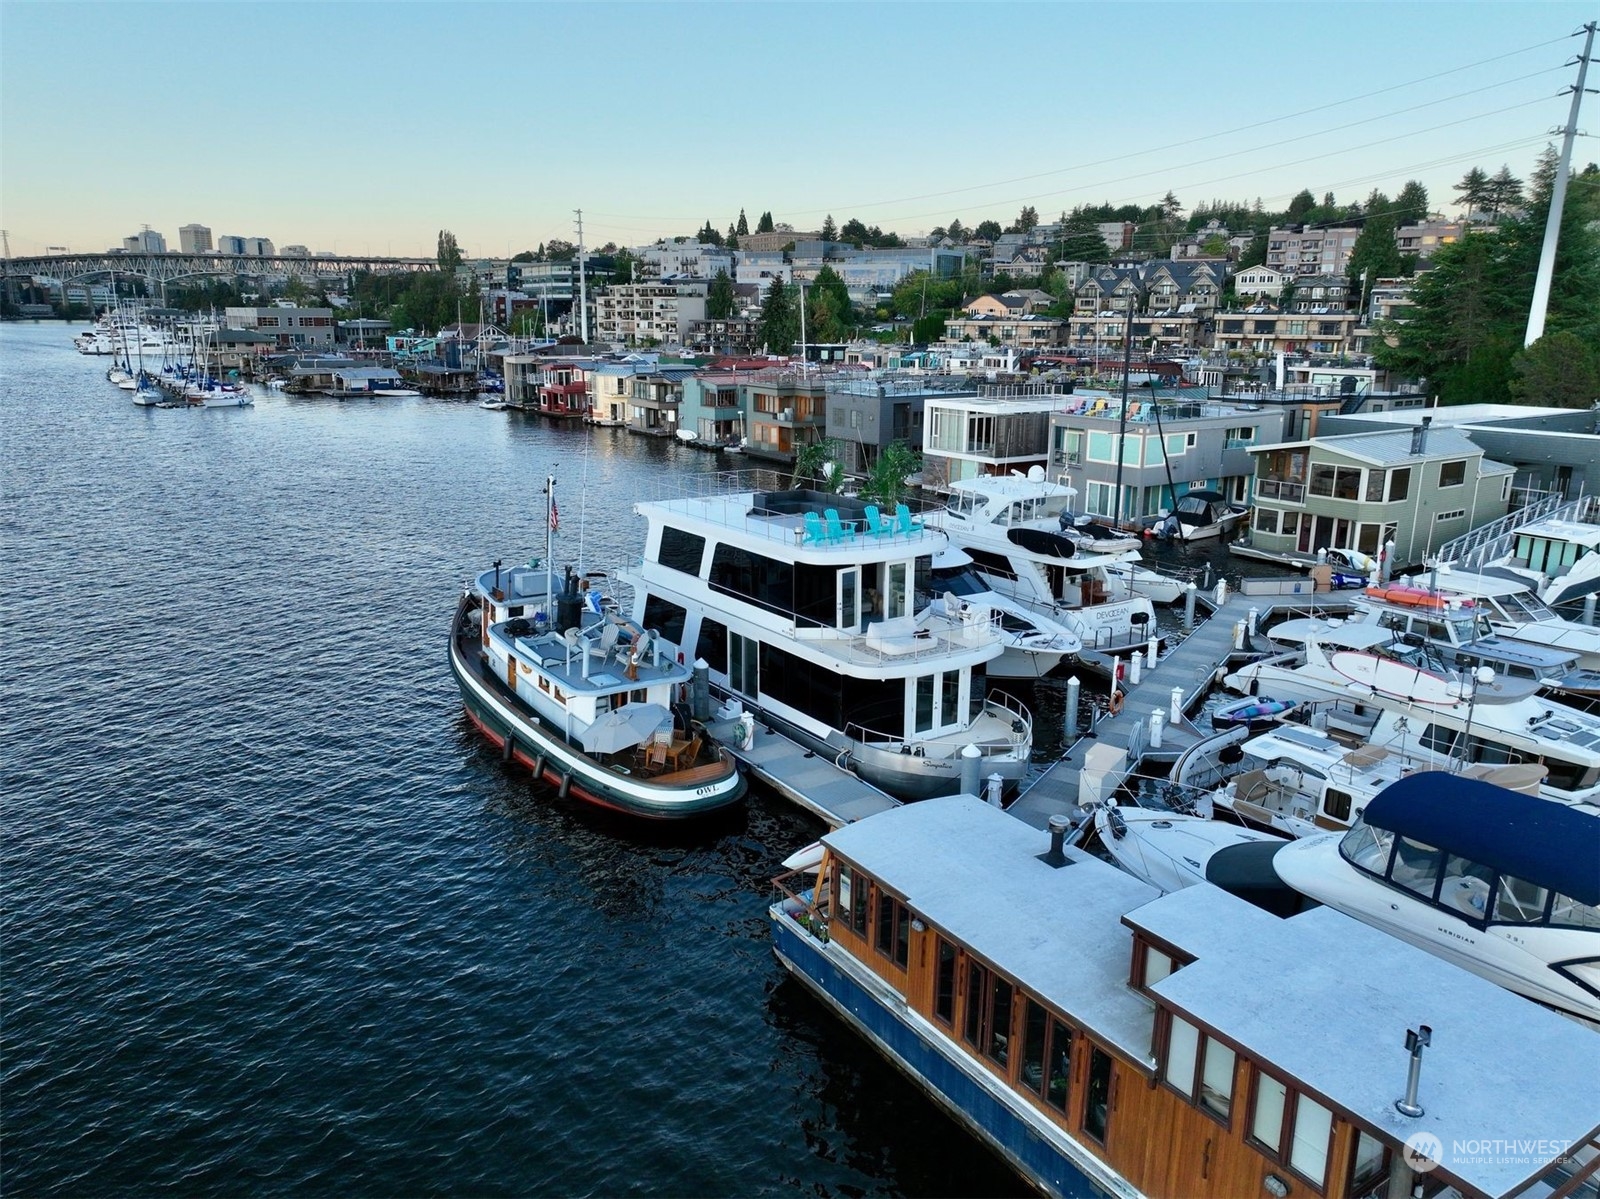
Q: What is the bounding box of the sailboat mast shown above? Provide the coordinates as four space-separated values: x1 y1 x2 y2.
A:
545 474 556 613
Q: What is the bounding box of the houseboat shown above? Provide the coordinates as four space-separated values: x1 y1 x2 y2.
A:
624 477 1033 800
449 559 745 819
1273 772 1600 1025
931 470 1158 654
771 795 1600 1199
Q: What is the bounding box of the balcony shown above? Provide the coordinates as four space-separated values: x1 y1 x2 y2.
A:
1257 478 1305 503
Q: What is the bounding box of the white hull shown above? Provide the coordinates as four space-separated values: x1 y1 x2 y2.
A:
1094 802 1279 894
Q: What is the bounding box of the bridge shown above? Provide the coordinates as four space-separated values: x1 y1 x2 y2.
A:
1 250 439 292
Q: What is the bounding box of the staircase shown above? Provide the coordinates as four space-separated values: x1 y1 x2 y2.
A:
1437 492 1597 571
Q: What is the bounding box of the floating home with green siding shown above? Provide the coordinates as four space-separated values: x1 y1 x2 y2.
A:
1247 421 1514 569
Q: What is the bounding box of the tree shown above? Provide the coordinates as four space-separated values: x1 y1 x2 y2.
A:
1508 332 1600 408
1394 180 1430 223
946 217 966 243
611 249 636 284
1286 190 1317 221
1054 221 1109 263
791 437 840 489
1012 205 1040 233
736 209 750 237
757 276 797 353
859 441 922 508
806 265 854 342
706 268 736 320
437 229 463 271
1347 191 1403 287
1486 166 1523 219
756 211 775 234
698 220 724 247
1455 167 1490 218
543 239 577 262
821 214 837 241
726 224 739 250
1160 191 1183 222
973 219 1002 242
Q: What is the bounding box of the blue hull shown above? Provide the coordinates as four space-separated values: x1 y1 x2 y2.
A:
771 915 1127 1199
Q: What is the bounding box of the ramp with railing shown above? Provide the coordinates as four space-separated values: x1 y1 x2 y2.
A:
1437 492 1596 571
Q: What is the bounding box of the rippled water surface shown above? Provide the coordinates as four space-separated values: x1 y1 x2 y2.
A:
0 324 1030 1197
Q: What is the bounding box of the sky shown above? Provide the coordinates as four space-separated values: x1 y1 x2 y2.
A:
2 1 1597 259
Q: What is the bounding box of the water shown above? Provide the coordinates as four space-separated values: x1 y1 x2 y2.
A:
0 323 1029 1197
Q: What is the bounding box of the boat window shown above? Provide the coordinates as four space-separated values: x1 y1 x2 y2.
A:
1200 1041 1236 1122
1551 894 1600 931
1251 1073 1288 1152
934 938 957 1025
987 976 1014 1068
1144 944 1175 988
1491 875 1551 925
1420 723 1458 755
657 527 706 576
1388 837 1444 899
969 664 988 721
836 865 853 930
1437 854 1493 919
1021 999 1047 1095
696 618 728 673
961 961 1013 1068
886 563 909 620
874 892 909 969
642 595 687 648
1046 1020 1072 1112
963 963 984 1048
1162 1015 1200 1097
709 544 793 619
941 671 960 728
1323 789 1352 824
1339 822 1394 876
1082 1044 1113 1144
730 633 759 698
915 676 935 733
1290 1095 1334 1188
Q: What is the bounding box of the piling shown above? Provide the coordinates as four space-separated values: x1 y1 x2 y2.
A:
1150 709 1164 749
1170 686 1183 725
1233 620 1246 650
1130 650 1143 686
1586 593 1597 628
1147 635 1159 669
1184 583 1197 630
1247 606 1259 636
1064 676 1081 740
986 774 1003 807
960 744 982 795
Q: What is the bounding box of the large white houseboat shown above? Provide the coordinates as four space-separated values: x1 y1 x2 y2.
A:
771 795 1600 1199
624 477 1033 800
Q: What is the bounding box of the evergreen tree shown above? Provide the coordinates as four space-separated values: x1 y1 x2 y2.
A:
698 220 724 247
1346 192 1403 288
1455 167 1490 218
757 276 797 352
727 224 739 250
806 265 854 342
821 214 837 241
757 211 775 234
1486 166 1524 219
1508 332 1600 408
946 218 967 243
1011 205 1040 233
736 209 750 236
437 229 463 271
1394 180 1431 223
1286 190 1316 221
973 219 1002 242
706 269 736 320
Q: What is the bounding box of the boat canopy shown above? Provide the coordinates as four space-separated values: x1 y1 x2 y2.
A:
1362 773 1600 904
1268 618 1393 651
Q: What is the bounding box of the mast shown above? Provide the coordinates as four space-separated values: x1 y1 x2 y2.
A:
574 209 589 345
1525 21 1596 347
1113 300 1134 526
544 474 556 615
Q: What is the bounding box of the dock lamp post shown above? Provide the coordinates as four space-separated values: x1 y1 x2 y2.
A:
1455 666 1495 772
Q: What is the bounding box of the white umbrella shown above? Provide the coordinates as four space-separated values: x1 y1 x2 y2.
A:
578 702 670 754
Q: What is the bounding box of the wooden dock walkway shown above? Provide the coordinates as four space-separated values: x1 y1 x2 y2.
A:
706 720 900 829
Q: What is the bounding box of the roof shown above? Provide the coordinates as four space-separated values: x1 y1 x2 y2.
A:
1131 886 1600 1199
1362 772 1600 903
822 796 1161 1063
1253 426 1487 465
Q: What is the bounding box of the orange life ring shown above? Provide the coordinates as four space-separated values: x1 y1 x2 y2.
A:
1108 688 1124 716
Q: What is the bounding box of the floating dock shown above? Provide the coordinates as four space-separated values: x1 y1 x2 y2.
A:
706 718 900 828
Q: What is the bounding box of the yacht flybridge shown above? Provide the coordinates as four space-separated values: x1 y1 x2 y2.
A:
625 476 1033 800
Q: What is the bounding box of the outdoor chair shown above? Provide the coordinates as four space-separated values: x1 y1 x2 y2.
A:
803 511 828 544
863 504 892 536
824 509 857 541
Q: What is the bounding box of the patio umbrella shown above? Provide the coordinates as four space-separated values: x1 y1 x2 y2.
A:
577 702 670 754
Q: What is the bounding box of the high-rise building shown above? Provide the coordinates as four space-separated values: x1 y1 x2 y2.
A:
122 228 167 254
218 235 247 255
178 223 213 253
243 237 275 258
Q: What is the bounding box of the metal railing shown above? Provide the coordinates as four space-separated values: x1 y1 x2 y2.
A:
1434 490 1579 570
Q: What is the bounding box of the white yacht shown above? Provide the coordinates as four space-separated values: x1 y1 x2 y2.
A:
624 479 1033 800
1149 489 1250 542
1273 772 1600 1025
1093 799 1281 895
927 546 1080 679
930 470 1157 652
1226 626 1600 807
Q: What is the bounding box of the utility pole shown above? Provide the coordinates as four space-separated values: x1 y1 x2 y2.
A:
574 209 589 345
1114 301 1134 526
1525 21 1596 347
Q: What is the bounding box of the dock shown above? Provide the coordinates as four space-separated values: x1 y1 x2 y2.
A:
706 718 900 828
1007 590 1354 830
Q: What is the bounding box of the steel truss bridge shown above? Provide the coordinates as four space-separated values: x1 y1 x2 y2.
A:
2 251 438 292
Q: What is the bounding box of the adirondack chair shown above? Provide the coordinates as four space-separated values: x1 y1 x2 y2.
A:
824 508 857 541
894 503 921 535
863 504 892 536
803 511 829 543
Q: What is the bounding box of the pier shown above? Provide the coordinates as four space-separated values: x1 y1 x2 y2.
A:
708 718 900 828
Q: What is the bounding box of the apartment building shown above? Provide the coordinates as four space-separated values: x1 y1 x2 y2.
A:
1233 265 1287 298
593 281 708 346
1394 218 1464 261
638 241 734 280
742 368 831 464
224 305 335 348
122 229 167 254
1265 224 1361 277
942 314 1068 349
178 224 213 254
1212 309 1361 356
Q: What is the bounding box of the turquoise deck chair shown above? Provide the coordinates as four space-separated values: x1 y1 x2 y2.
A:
894 503 920 535
824 508 857 541
863 504 892 536
803 511 828 544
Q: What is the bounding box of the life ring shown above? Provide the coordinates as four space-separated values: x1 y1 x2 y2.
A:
1108 688 1124 716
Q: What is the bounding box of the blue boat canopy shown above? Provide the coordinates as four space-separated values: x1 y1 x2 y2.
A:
1363 773 1600 904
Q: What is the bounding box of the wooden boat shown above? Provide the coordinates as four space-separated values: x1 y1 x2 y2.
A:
770 795 1600 1199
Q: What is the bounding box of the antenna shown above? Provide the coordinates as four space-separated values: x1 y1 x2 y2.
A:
1394 1024 1432 1117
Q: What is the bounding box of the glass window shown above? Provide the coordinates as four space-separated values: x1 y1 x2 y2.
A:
1144 945 1174 986
941 670 960 727
1047 1021 1072 1112
934 939 956 1024
1282 512 1299 536
1083 1045 1112 1143
1290 1095 1334 1187
963 963 983 1048
1350 1129 1388 1196
1164 1016 1200 1097
1021 999 1047 1093
1088 432 1115 462
1339 823 1394 875
1200 1041 1235 1121
1365 470 1387 502
1389 837 1444 899
1439 460 1466 487
1323 790 1353 824
847 867 869 935
1388 468 1411 501
915 675 935 733
988 977 1013 1067
1252 1073 1288 1148
1551 894 1600 930
876 891 894 953
657 527 706 576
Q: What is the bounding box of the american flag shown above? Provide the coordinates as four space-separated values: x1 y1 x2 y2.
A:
549 496 560 533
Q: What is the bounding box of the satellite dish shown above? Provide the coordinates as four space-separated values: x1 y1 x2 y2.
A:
1027 465 1045 483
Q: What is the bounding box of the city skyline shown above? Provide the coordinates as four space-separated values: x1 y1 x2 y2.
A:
2 1 1596 259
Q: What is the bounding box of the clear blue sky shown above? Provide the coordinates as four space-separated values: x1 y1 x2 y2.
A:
2 1 1596 258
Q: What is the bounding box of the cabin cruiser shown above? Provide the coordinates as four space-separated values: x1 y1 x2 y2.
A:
624 480 1033 800
1272 772 1600 1025
927 546 1080 679
1484 513 1600 611
930 470 1157 653
1093 799 1281 895
1147 489 1250 542
1057 512 1142 555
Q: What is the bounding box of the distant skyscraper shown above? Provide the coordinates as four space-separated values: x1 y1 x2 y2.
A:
179 223 213 253
244 237 275 258
218 235 247 255
122 227 167 254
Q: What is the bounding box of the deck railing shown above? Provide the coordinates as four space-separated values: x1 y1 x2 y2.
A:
1435 491 1593 571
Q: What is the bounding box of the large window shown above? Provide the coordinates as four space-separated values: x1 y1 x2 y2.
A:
709 544 793 618
695 618 727 673
874 891 910 969
1388 468 1411 502
1249 1070 1335 1190
1019 1004 1073 1113
961 961 1013 1068
934 938 957 1025
657 527 706 576
641 595 687 648
1309 464 1362 500
1439 460 1467 487
1160 1012 1236 1123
